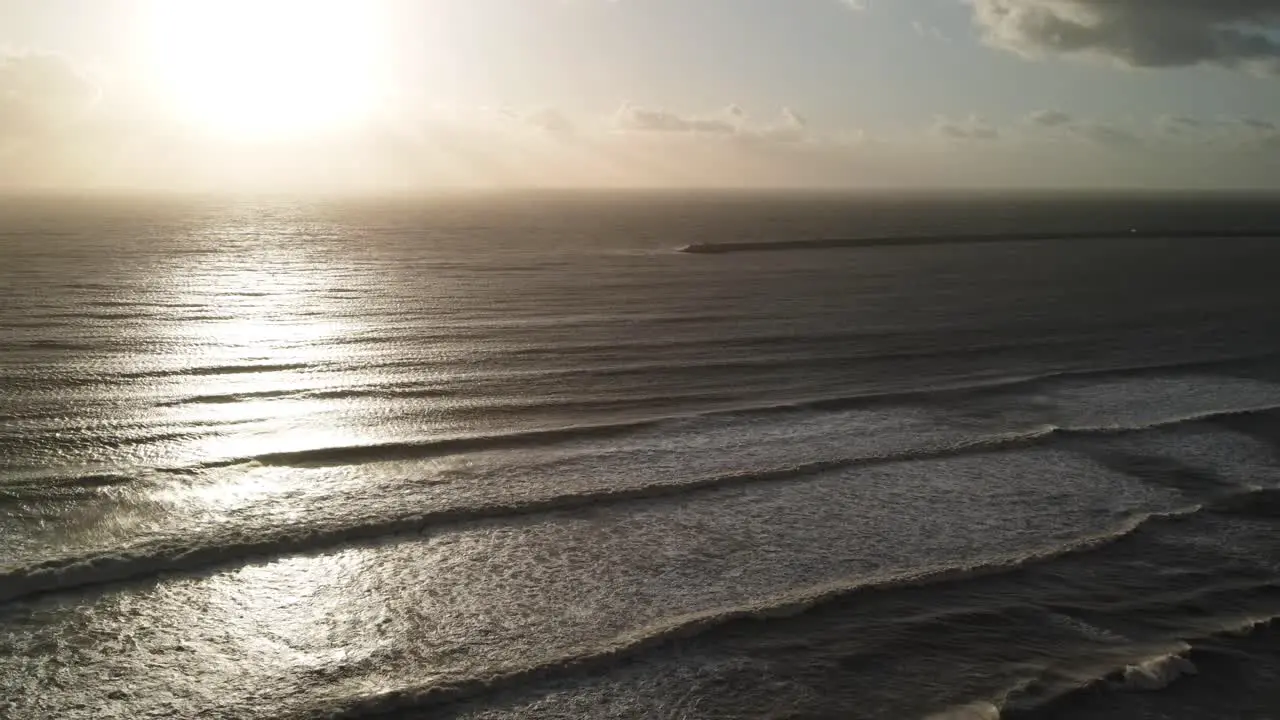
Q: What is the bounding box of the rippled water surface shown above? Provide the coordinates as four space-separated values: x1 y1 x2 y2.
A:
3 192 1280 719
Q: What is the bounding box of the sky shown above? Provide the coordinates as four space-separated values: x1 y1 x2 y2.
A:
2 0 1280 191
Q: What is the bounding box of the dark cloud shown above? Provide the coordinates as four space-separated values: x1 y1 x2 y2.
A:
1233 118 1280 148
933 115 999 140
1241 117 1279 131
973 0 1280 74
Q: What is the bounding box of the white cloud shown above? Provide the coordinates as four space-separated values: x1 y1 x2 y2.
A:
911 20 948 42
519 107 576 137
612 104 813 145
614 104 738 134
3 51 1280 191
0 53 98 141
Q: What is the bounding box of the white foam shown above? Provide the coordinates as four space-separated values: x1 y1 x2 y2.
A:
1219 614 1279 637
1050 375 1280 433
1118 647 1198 691
925 701 1002 720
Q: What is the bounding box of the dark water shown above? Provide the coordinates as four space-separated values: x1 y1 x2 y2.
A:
3 192 1280 719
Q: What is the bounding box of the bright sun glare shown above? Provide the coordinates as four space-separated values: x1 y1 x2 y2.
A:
143 0 383 138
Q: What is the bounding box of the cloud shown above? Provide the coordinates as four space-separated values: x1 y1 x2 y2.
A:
2 48 1279 192
614 104 737 134
1024 112 1280 151
972 0 1280 74
912 20 948 42
1022 110 1143 147
0 52 122 188
612 104 814 145
1156 115 1203 136
1231 117 1280 149
933 114 999 140
0 53 98 141
945 112 1141 149
1068 121 1141 147
1026 110 1073 128
521 107 576 137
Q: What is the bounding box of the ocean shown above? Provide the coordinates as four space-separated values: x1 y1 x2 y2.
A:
3 191 1280 719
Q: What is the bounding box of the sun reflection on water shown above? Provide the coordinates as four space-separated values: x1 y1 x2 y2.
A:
150 209 380 459
147 212 394 683
131 208 388 529
145 548 392 713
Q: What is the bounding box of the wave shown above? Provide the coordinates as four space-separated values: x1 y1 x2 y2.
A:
7 415 1279 604
223 420 670 468
116 362 314 380
8 493 1278 715
35 310 158 321
1208 487 1280 518
13 339 96 351
679 229 1280 255
2 319 72 329
0 431 1053 604
204 391 1280 470
773 358 1280 415
0 471 137 500
306 509 1203 719
14 339 1280 412
85 300 205 309
154 388 315 406
925 702 1004 720
957 616 1280 720
1118 648 1199 691
133 345 1280 434
1060 404 1280 436
155 385 732 410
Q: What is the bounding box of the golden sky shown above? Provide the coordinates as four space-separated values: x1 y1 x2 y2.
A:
2 0 1279 191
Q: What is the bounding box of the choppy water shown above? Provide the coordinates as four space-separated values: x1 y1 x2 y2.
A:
3 192 1280 719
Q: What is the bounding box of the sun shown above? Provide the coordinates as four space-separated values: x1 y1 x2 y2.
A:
142 0 385 138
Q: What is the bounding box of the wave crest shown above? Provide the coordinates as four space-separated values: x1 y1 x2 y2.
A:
1119 649 1198 691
